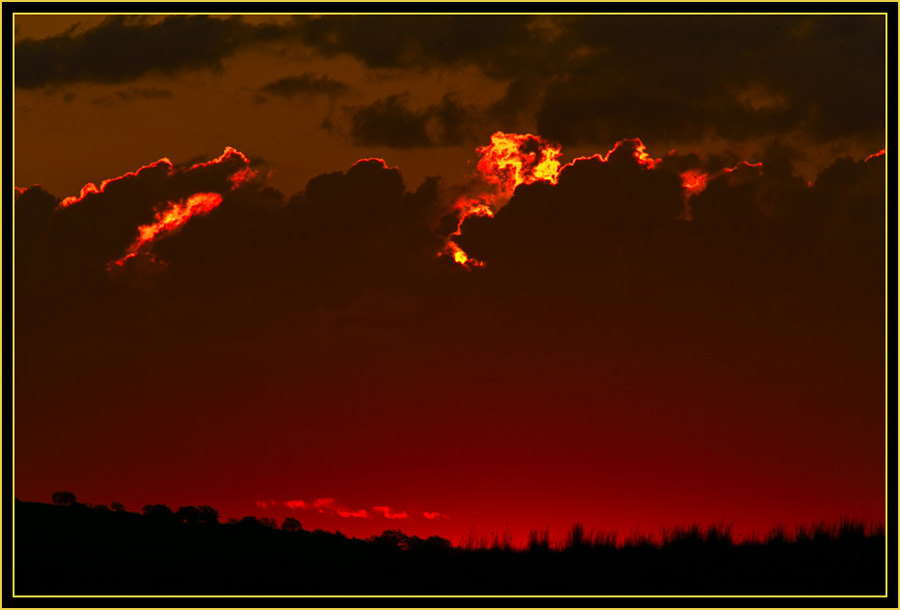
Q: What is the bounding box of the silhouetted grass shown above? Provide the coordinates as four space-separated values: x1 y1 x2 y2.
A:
13 499 886 595
527 526 551 552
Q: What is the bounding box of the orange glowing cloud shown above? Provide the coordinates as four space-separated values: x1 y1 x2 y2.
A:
372 506 409 519
188 146 249 169
63 146 257 270
442 132 565 268
446 134 665 268
355 157 394 168
59 157 174 208
255 498 423 520
447 133 768 263
444 197 494 268
312 497 369 519
423 512 449 520
60 146 256 209
680 169 708 197
337 509 369 519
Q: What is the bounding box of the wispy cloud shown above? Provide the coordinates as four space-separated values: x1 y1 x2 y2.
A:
253 497 445 520
373 505 409 519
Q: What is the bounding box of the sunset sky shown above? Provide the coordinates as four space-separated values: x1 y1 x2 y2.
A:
13 13 887 545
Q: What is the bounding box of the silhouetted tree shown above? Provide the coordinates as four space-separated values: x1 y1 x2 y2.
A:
51 491 77 506
93 504 110 511
176 505 202 525
281 517 302 532
142 504 176 522
260 517 278 529
370 529 410 550
197 505 219 525
110 502 125 512
237 516 263 528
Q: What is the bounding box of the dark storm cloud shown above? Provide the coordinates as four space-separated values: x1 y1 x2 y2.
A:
296 15 884 147
17 135 883 370
293 15 544 77
16 150 448 345
91 87 174 107
15 15 289 89
535 15 885 145
349 94 477 148
115 87 175 102
260 73 350 99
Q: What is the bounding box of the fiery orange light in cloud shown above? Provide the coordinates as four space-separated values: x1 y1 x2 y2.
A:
443 132 564 268
561 137 662 173
445 134 667 268
446 197 494 268
184 146 251 173
445 134 771 264
58 147 256 270
109 192 223 268
476 131 563 192
865 149 886 162
680 169 708 197
720 161 764 175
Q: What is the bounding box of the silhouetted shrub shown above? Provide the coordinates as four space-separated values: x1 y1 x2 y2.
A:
527 527 551 552
564 523 587 550
766 524 787 544
704 522 734 547
489 529 514 552
408 535 452 552
624 529 657 549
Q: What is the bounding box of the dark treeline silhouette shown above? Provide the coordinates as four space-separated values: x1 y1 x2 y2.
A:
14 497 885 595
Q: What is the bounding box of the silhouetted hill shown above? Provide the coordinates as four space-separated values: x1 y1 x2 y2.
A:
14 499 885 595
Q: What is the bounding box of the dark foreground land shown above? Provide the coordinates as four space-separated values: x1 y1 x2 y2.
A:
14 499 885 595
